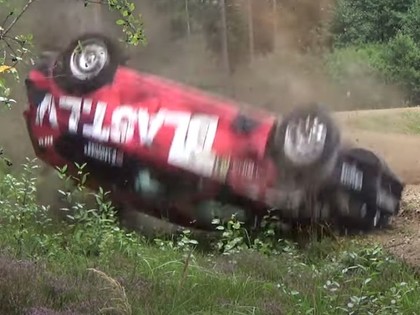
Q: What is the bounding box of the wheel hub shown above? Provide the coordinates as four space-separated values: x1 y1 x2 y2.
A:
69 40 109 80
283 115 327 165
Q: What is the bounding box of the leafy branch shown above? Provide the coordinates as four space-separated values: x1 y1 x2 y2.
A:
0 0 37 107
82 0 147 46
0 0 146 107
0 0 37 68
0 0 37 40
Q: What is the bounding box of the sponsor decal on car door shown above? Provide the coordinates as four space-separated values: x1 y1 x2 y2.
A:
35 93 219 175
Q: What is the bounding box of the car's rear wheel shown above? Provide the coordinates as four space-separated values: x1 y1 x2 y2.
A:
270 104 340 186
52 33 123 94
338 147 401 231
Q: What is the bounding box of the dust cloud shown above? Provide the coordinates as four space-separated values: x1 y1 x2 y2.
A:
218 0 405 112
129 0 404 112
0 0 405 167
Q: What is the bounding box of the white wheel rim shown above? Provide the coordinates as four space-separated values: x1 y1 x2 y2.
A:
69 39 109 80
283 115 327 165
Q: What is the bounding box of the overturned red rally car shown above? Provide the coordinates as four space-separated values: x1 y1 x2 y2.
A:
23 33 404 233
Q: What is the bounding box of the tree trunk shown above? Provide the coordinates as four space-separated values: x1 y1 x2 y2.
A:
185 0 192 83
93 1 102 32
248 0 254 64
220 0 232 94
272 0 278 50
185 0 191 39
79 1 102 34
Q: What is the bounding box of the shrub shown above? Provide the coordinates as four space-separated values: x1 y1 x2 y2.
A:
402 0 420 43
326 34 420 105
325 44 386 83
382 33 420 104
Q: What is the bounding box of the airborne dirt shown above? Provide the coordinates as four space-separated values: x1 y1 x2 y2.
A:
1 0 420 269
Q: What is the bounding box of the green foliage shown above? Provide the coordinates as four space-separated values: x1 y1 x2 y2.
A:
326 41 420 105
381 33 420 103
402 0 420 43
329 0 420 104
81 0 146 45
325 44 386 83
106 0 146 46
0 0 34 108
0 159 419 314
331 0 415 47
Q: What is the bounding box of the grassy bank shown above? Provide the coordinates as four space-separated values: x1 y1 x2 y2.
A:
0 159 419 315
336 108 420 135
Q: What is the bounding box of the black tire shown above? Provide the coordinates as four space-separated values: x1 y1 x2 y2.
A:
52 33 124 95
269 103 340 185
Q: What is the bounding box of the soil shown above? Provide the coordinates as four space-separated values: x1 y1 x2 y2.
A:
361 185 420 271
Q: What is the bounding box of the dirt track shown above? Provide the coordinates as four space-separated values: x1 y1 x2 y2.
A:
362 184 420 270
335 108 420 184
340 129 420 184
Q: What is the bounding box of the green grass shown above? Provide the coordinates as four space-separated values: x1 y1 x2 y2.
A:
0 159 419 315
343 110 420 135
1 232 419 315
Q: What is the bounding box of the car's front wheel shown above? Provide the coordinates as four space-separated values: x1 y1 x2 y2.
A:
270 104 341 187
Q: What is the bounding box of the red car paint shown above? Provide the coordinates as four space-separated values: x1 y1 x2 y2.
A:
24 66 283 224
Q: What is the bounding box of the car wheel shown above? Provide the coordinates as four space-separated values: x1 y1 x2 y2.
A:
270 103 340 185
53 33 123 94
341 147 401 229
